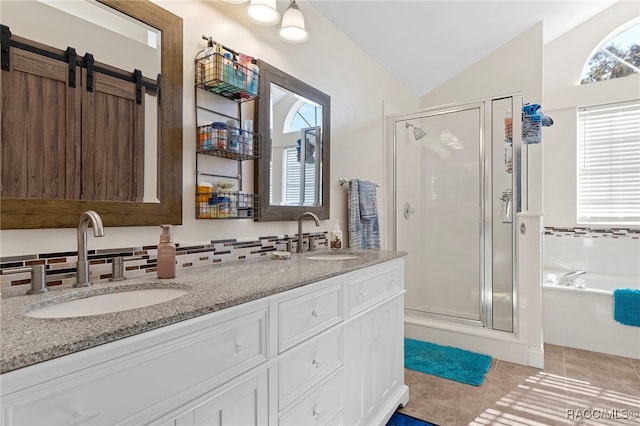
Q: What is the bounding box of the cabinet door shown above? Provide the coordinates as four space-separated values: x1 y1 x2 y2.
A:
165 371 268 426
373 295 403 404
344 309 376 425
1 47 81 199
344 295 403 426
81 69 145 202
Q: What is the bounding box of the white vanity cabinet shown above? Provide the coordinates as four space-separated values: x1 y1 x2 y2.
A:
1 300 270 426
344 264 406 426
0 258 408 426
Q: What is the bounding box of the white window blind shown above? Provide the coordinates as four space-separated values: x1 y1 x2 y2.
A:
283 147 317 206
577 100 640 226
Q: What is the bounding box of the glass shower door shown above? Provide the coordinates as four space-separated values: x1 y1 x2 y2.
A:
396 105 484 323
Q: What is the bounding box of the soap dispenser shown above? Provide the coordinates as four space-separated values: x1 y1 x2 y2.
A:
330 220 343 249
197 36 216 87
157 225 176 279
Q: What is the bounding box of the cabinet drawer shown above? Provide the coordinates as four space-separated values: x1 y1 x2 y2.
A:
161 370 268 426
279 284 342 352
279 370 343 426
347 266 401 316
279 328 343 410
3 308 268 426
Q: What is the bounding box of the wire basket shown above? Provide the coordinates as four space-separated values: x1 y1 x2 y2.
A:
196 123 261 161
196 192 260 219
195 52 259 101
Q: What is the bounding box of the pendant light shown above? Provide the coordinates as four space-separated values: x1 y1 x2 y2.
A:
278 0 308 43
246 0 280 26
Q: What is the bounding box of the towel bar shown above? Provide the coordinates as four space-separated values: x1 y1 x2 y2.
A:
339 177 380 187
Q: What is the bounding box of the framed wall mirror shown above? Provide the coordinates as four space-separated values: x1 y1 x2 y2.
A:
0 0 183 229
255 60 330 221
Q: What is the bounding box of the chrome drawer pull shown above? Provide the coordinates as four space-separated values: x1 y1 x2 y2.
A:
312 358 321 368
359 291 369 297
312 408 322 419
235 343 251 353
311 309 325 318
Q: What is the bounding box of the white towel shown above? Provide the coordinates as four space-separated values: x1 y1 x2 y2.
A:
348 179 381 249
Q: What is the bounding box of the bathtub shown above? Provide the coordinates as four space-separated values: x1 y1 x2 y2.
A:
542 272 640 359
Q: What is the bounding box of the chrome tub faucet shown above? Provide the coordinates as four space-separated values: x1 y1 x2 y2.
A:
558 270 587 286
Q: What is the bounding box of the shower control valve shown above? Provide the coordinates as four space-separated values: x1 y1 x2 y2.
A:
403 202 415 219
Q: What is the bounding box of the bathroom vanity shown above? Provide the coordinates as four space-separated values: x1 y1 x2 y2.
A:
0 251 408 426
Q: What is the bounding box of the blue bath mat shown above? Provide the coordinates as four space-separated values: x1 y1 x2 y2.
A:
613 288 640 327
386 411 438 426
404 338 492 386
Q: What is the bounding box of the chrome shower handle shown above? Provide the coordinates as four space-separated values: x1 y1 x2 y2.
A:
403 202 415 219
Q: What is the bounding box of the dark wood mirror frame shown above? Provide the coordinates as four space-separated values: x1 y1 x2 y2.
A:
0 0 183 229
255 60 330 222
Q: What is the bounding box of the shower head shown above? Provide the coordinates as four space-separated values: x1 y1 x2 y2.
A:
405 122 427 140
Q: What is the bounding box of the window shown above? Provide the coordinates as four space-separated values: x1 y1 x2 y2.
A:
282 146 318 205
284 99 322 134
580 23 640 84
577 100 640 226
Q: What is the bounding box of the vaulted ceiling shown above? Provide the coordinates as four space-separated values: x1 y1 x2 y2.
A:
308 0 619 97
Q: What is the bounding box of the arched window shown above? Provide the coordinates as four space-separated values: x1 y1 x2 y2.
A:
283 99 322 134
580 22 639 84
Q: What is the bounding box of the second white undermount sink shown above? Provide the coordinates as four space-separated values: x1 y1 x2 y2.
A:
26 288 188 319
306 254 360 261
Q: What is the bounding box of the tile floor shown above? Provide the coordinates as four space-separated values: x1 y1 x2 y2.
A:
399 344 640 425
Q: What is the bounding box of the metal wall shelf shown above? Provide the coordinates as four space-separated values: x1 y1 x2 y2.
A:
194 46 261 220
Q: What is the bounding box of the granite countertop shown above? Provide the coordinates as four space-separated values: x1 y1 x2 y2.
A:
1 249 405 374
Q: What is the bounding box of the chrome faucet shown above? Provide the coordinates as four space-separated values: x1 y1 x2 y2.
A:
75 210 105 287
297 212 320 253
558 270 587 286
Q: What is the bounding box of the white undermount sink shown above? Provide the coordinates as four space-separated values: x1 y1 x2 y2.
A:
305 254 360 261
26 288 188 319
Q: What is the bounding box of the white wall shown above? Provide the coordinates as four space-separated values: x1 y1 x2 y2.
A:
419 23 544 213
543 0 640 227
0 0 418 257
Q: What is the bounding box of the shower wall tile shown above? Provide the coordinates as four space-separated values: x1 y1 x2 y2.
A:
0 232 327 297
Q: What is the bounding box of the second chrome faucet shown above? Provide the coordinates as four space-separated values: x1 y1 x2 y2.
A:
75 210 105 287
297 212 320 253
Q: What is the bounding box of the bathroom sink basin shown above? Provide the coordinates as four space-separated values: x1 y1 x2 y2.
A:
26 288 188 319
306 254 360 261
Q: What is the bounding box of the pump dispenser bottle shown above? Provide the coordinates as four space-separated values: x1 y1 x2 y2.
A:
157 225 176 279
330 220 343 249
197 36 216 87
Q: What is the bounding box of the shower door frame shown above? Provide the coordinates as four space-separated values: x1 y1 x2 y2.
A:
387 94 525 333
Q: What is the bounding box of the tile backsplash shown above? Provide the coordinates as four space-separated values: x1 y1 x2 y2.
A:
543 226 640 278
1 232 327 297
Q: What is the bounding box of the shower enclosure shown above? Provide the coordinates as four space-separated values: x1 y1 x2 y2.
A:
391 95 524 333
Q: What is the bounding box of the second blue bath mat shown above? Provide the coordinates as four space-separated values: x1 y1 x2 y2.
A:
404 338 492 386
613 288 640 327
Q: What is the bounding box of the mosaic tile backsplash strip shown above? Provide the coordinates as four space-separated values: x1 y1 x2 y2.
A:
544 226 640 238
0 232 328 297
